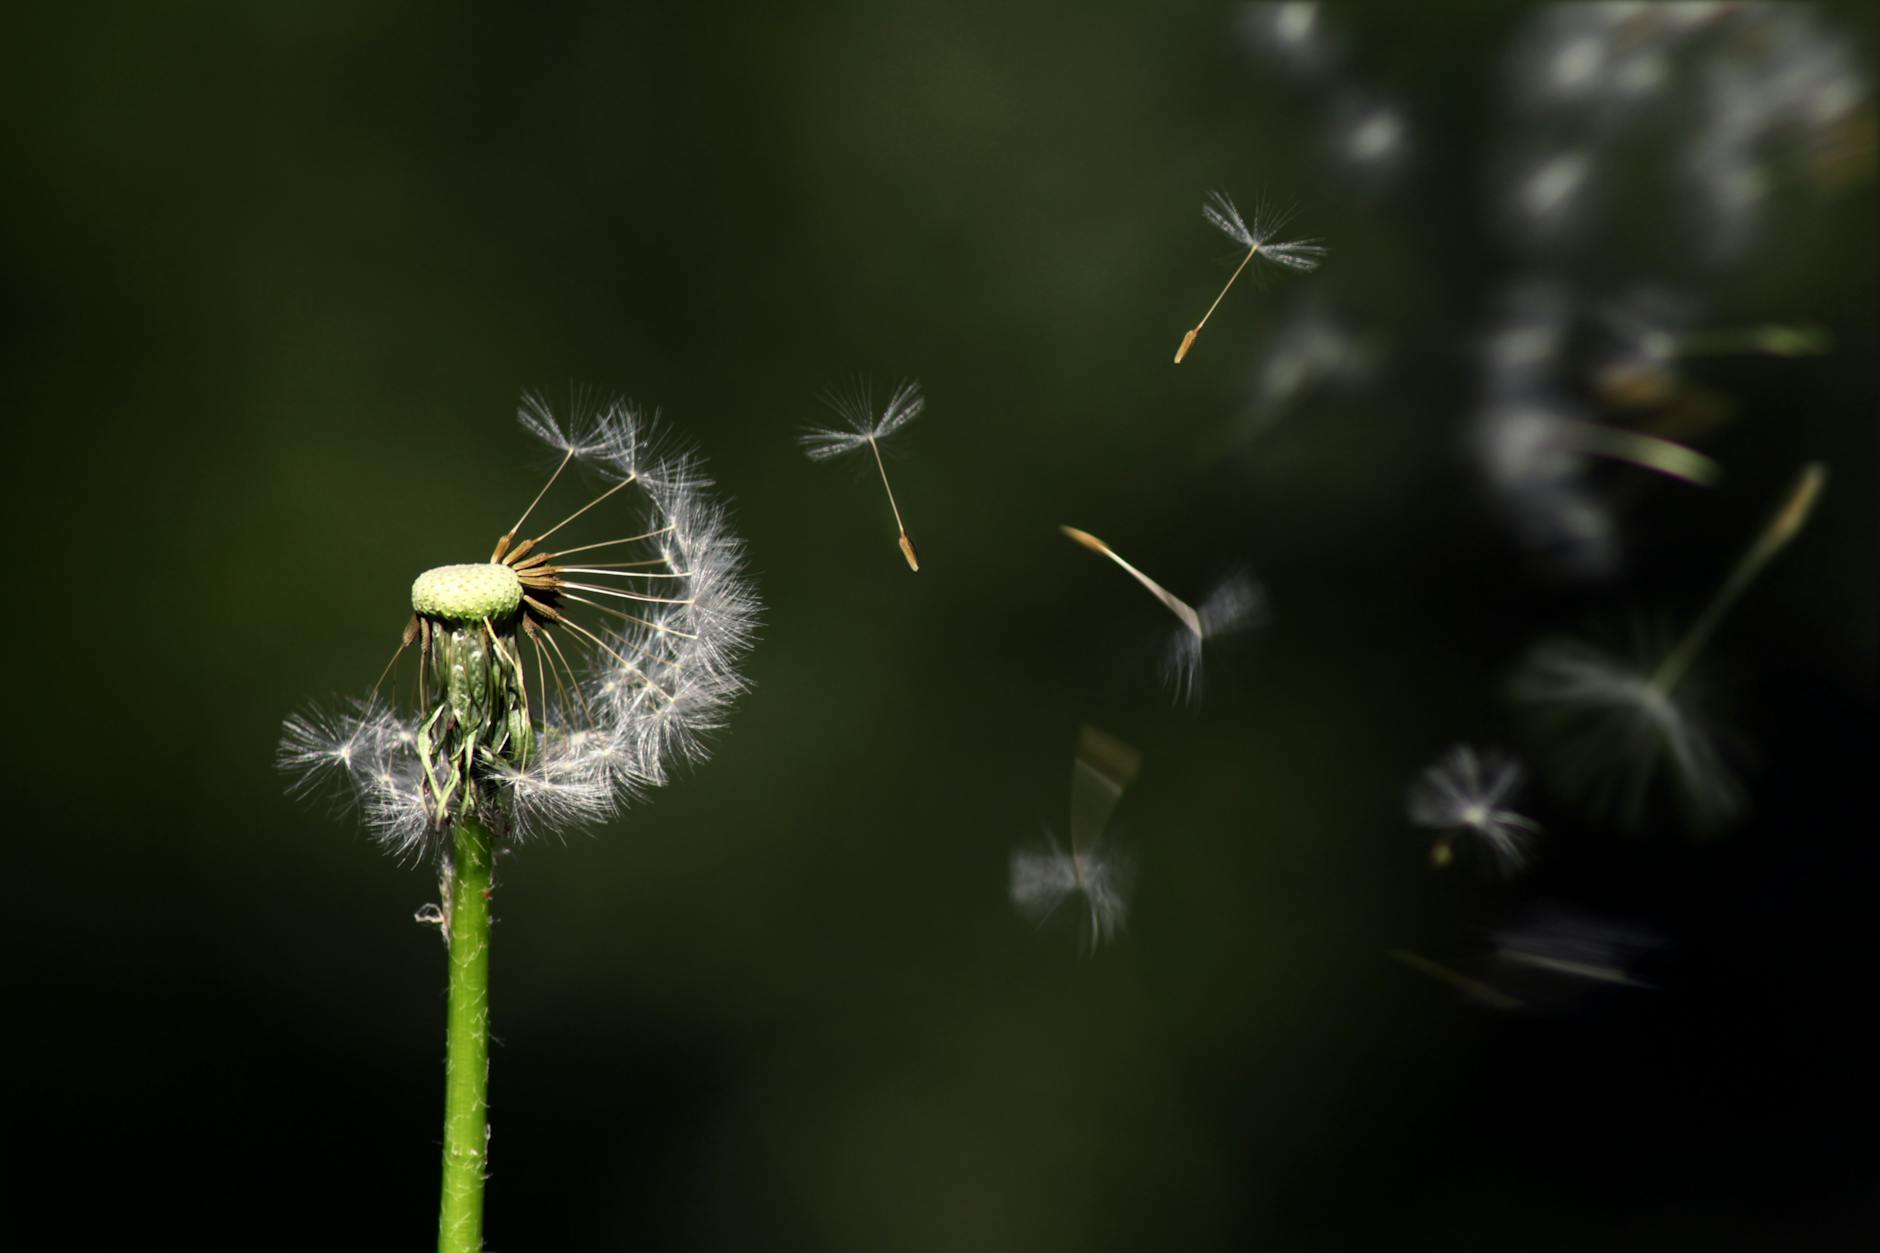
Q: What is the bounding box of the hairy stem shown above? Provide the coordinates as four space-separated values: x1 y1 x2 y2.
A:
438 816 495 1253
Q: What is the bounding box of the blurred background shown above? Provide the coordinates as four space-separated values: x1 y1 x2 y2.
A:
6 3 1877 1248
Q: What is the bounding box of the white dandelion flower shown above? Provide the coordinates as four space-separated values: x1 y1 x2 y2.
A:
1010 726 1142 953
1174 191 1326 364
1407 745 1540 876
280 392 760 860
800 379 925 571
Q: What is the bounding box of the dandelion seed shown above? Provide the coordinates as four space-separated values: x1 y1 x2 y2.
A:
1407 745 1540 876
1390 907 1659 1014
1342 103 1407 169
1241 299 1376 436
1011 726 1142 953
801 379 925 571
1514 463 1826 830
1060 526 1266 706
1174 192 1325 364
1492 907 1658 991
1160 571 1268 707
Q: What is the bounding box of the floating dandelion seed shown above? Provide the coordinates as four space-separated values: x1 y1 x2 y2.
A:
1059 526 1266 707
278 393 758 1252
1174 191 1326 364
801 379 925 571
1389 907 1659 1014
1240 298 1377 437
1406 745 1540 876
1492 907 1659 991
1010 725 1142 953
1514 462 1826 830
1162 571 1268 706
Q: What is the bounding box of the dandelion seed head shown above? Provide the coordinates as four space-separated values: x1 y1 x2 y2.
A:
280 393 759 858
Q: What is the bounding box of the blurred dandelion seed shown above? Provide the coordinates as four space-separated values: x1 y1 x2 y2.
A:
1514 462 1827 829
1492 907 1659 991
1011 725 1142 953
1059 526 1267 706
801 379 925 570
1387 949 1524 1012
1406 745 1540 876
1174 191 1326 364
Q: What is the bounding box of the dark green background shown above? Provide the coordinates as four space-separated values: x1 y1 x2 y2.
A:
8 4 1877 1248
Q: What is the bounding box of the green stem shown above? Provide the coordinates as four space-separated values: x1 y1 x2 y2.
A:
438 816 495 1253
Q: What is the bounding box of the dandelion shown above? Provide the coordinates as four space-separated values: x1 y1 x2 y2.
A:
278 393 758 1252
800 378 925 571
1059 526 1267 706
1406 745 1540 876
1514 462 1826 830
1174 191 1325 364
1010 725 1142 953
